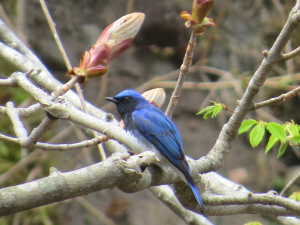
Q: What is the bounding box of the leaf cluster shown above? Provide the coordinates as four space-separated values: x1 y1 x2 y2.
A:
196 101 223 119
239 120 300 157
197 102 300 158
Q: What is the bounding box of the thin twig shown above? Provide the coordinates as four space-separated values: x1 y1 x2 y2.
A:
0 103 41 117
0 150 42 185
149 186 213 225
18 103 42 116
0 4 14 30
95 73 108 107
16 0 27 44
22 116 57 148
280 171 300 196
39 0 105 159
165 31 197 117
74 127 94 165
39 0 72 70
36 135 107 151
126 0 135 14
252 86 300 110
273 0 294 75
39 0 88 111
0 130 107 151
76 197 116 225
51 76 79 99
282 46 300 61
6 101 28 139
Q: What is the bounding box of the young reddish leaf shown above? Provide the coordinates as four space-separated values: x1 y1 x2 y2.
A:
277 142 288 158
192 0 214 23
289 191 300 201
239 119 258 134
249 123 265 147
266 122 286 142
265 135 279 154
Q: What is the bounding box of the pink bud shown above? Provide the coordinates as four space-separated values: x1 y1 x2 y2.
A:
68 12 145 85
192 0 214 23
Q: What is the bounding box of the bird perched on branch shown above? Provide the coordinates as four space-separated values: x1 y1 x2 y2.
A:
105 89 204 213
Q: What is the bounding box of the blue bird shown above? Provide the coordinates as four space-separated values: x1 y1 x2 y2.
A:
105 89 204 212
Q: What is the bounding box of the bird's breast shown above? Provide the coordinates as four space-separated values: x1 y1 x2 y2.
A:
127 130 163 159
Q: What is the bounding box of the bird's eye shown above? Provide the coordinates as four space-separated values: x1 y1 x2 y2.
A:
124 97 130 103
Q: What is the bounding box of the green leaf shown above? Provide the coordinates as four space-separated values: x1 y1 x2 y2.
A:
288 135 300 144
277 142 288 157
265 135 279 154
286 123 299 136
212 105 223 117
244 222 263 225
266 122 286 141
289 191 300 201
239 119 258 134
249 123 265 147
0 141 9 157
197 106 214 115
196 102 223 119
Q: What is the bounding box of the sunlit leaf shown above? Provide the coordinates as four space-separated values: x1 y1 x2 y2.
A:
212 105 223 117
204 107 215 119
196 102 223 119
239 119 258 134
249 123 265 147
277 142 288 158
244 222 263 225
286 123 299 136
288 135 300 144
265 135 279 154
197 105 213 115
266 122 286 141
289 191 300 201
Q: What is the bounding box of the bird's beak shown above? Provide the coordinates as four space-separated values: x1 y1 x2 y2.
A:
105 97 118 103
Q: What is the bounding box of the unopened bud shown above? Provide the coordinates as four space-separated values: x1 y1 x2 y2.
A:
68 13 145 85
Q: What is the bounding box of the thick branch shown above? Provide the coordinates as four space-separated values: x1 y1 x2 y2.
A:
0 151 156 216
0 151 298 217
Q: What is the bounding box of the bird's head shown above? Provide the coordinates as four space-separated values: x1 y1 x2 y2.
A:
105 89 149 117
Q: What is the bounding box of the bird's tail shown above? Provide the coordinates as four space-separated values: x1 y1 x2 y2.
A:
186 178 204 213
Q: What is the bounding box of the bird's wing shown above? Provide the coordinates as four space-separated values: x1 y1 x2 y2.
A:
133 106 205 212
132 106 185 169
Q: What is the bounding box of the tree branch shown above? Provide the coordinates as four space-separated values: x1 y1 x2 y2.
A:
195 0 300 173
165 31 197 117
0 151 299 217
0 40 109 120
252 86 300 110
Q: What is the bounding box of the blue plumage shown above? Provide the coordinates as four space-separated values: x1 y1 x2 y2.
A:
105 89 204 213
